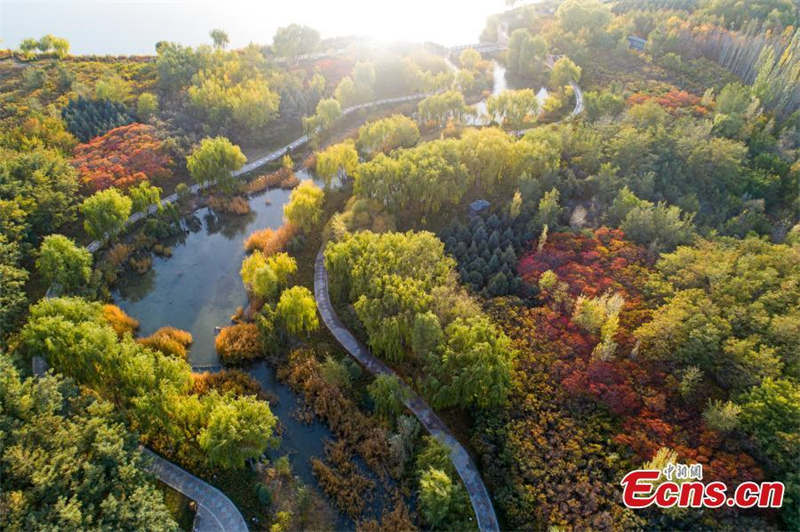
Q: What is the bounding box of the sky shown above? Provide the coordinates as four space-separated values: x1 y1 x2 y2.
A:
0 0 516 55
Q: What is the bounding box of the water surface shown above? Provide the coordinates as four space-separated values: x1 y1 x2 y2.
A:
114 171 316 368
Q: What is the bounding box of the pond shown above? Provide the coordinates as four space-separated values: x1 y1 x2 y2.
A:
114 172 316 368
114 170 358 527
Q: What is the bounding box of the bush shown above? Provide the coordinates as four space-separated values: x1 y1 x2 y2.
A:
244 224 297 255
138 326 193 359
192 369 265 398
215 323 262 364
102 304 139 336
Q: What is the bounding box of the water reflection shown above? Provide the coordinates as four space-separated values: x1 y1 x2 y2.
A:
114 171 317 367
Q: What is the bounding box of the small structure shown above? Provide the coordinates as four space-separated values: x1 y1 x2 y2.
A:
469 199 490 214
627 35 647 51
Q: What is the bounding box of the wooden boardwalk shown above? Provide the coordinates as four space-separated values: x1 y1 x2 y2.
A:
313 249 500 532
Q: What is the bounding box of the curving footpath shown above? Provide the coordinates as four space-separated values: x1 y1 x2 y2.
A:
314 249 501 532
140 448 249 532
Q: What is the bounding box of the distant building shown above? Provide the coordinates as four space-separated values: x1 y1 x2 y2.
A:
470 199 490 213
627 35 647 51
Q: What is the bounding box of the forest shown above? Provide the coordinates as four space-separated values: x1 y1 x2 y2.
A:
1 0 799 531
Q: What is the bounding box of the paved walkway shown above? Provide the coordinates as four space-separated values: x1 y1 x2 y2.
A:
313 249 500 532
140 448 249 532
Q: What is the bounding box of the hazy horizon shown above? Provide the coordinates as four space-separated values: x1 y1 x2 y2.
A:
0 0 519 55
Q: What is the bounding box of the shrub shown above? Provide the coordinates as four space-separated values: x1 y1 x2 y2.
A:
192 369 265 398
102 304 139 336
207 195 251 215
215 323 262 364
244 224 297 255
137 326 193 359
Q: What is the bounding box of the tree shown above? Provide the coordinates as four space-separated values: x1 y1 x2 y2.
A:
0 354 178 531
367 374 408 422
198 393 277 469
0 237 28 340
276 286 318 335
419 468 454 525
508 29 547 78
94 74 132 104
356 114 420 157
136 92 158 120
303 98 342 135
240 251 297 299
36 234 92 293
186 136 246 193
739 378 800 472
417 91 467 127
283 180 324 232
534 187 562 231
316 141 359 188
549 56 582 88
459 48 482 70
18 297 278 470
487 89 539 128
556 0 612 35
0 148 78 244
272 24 320 59
209 28 229 49
128 181 162 214
620 200 696 253
188 60 280 137
80 188 132 241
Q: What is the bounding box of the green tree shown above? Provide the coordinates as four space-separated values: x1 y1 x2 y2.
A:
276 286 318 335
17 297 278 470
367 374 408 422
302 98 342 135
0 237 28 340
188 64 280 137
738 378 800 472
356 114 420 158
128 181 162 214
241 251 297 300
80 188 132 241
0 354 178 531
417 91 467 127
272 24 320 59
549 56 582 88
0 148 78 245
186 136 246 193
136 92 159 121
36 234 91 294
209 28 229 49
198 392 277 469
459 48 482 70
556 0 612 35
94 74 132 103
283 180 324 232
316 141 359 188
487 89 539 129
419 468 453 525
